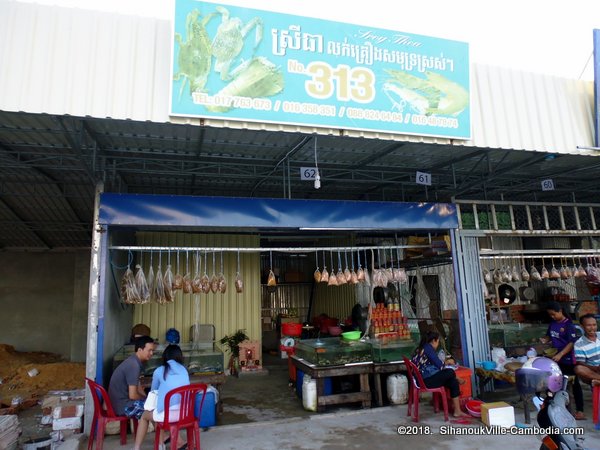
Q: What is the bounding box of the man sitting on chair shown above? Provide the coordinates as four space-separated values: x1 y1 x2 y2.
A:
574 314 600 386
109 335 155 419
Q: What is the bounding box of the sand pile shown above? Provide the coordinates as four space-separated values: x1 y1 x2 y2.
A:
0 344 85 407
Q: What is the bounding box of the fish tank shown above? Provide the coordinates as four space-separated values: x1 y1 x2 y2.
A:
294 337 372 367
487 323 549 356
113 342 224 375
370 338 416 363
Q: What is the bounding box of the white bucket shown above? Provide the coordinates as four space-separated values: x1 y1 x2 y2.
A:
23 436 52 450
387 374 409 404
302 375 317 412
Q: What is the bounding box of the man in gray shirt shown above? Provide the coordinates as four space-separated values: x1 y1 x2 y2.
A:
108 335 155 419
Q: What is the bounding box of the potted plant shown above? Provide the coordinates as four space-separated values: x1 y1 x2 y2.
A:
219 329 249 376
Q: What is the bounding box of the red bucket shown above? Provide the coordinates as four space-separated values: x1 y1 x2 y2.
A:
282 322 302 337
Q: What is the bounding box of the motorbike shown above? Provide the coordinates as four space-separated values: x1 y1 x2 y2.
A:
516 356 586 449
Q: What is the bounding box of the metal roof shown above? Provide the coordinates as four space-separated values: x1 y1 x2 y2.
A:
0 2 599 250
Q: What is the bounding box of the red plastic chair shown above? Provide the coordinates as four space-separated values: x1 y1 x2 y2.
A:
403 357 449 422
593 385 600 426
154 383 208 450
85 377 138 450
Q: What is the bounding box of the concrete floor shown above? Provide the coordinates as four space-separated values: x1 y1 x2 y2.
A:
22 354 600 449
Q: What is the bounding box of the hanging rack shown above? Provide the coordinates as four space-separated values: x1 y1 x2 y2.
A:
109 244 432 253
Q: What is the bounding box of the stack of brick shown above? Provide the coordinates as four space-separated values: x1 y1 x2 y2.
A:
40 389 85 436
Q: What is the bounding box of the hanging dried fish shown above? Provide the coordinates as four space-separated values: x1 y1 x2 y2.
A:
192 250 202 294
185 252 195 294
235 250 243 293
164 264 175 303
218 251 227 294
210 252 219 293
549 258 560 280
350 250 358 284
121 262 139 304
314 251 322 283
135 262 150 304
328 251 338 286
343 250 352 283
521 263 530 282
154 259 167 304
173 251 183 290
511 266 520 282
320 250 329 283
356 250 365 282
267 251 277 287
493 268 502 284
337 251 347 285
363 249 371 286
148 252 156 302
201 251 211 293
530 265 542 282
483 268 492 284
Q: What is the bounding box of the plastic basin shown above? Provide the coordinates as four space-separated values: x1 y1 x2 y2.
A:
341 331 361 341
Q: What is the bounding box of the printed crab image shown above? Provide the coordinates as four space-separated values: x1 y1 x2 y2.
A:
173 9 216 99
206 57 284 113
383 69 469 116
211 6 264 80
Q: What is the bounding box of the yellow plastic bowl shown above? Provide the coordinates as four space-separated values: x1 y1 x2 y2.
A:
341 331 361 341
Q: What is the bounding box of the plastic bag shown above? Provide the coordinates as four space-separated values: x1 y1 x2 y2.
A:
121 266 140 304
183 273 193 294
320 267 329 283
154 265 166 304
313 268 322 283
218 273 227 294
135 264 150 304
163 265 174 302
267 270 277 286
491 347 506 371
235 272 243 293
173 273 183 290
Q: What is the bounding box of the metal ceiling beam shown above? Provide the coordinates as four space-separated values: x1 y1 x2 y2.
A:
0 197 52 248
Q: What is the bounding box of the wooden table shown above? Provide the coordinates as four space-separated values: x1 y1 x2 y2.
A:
475 367 532 423
372 361 407 406
291 356 372 412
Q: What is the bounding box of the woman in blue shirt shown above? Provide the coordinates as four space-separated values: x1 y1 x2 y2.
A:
411 331 468 418
134 344 190 450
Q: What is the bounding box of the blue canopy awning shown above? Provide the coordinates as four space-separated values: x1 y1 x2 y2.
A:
99 194 458 231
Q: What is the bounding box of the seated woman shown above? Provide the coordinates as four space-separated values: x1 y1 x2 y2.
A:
133 344 190 450
411 331 468 418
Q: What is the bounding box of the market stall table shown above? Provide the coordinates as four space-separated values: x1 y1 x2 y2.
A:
475 367 533 423
291 356 372 412
372 361 407 407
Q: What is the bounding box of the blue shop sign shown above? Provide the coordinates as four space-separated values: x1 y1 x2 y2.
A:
170 0 471 139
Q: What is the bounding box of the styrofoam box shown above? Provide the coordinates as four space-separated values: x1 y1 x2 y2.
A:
52 416 82 431
481 401 515 427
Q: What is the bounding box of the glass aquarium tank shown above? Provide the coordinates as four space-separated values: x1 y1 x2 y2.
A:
370 338 416 363
487 323 549 356
113 342 224 375
295 337 372 366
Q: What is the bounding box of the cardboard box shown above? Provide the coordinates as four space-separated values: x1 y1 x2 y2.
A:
52 416 82 431
481 401 515 427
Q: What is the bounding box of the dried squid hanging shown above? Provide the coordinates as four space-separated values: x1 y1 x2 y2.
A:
575 258 587 278
540 257 550 279
363 249 371 286
121 251 139 304
549 258 560 280
530 264 542 282
520 259 530 282
235 250 243 293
